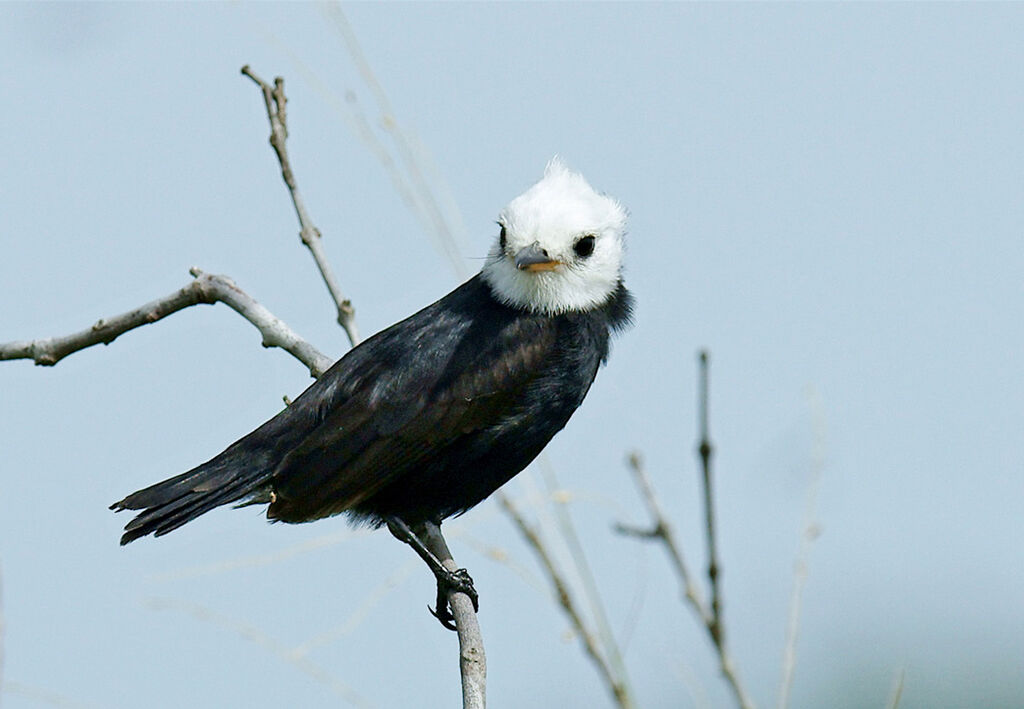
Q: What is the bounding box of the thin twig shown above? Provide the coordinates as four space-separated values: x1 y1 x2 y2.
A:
615 354 756 709
321 5 467 278
615 452 711 626
290 559 419 660
885 668 906 709
696 351 755 709
420 523 486 709
241 64 359 346
698 351 723 645
0 268 332 378
2 681 105 709
618 450 754 709
536 461 635 708
776 388 826 709
145 597 376 709
147 528 368 583
240 65 486 706
499 494 634 709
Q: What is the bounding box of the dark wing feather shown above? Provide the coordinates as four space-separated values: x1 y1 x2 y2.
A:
267 298 558 524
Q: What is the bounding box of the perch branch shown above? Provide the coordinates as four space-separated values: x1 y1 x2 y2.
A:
420 523 486 709
241 64 359 346
0 268 332 378
499 494 634 709
241 65 484 706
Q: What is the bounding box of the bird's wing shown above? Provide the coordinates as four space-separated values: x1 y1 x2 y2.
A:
267 290 557 522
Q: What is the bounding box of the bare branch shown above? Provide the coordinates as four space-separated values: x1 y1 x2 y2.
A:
239 66 485 706
290 559 419 660
615 452 711 625
617 450 755 709
241 64 360 346
535 460 635 706
146 597 376 709
322 6 468 280
499 493 634 709
419 523 486 709
885 668 906 709
0 268 332 378
695 352 755 709
697 351 724 645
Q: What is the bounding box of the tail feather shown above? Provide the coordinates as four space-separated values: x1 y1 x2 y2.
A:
112 448 273 545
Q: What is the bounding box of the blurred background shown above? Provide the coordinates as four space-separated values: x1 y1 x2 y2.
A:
1 4 1022 708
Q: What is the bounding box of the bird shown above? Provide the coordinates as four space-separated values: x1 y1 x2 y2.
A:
111 158 633 625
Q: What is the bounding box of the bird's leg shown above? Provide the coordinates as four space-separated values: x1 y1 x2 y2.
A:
386 516 479 630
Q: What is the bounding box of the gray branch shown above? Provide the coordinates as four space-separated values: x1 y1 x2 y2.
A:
0 268 332 379
241 64 487 706
241 65 360 347
499 493 634 709
615 449 754 709
420 523 486 709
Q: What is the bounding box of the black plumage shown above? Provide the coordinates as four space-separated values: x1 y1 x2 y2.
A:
112 275 633 545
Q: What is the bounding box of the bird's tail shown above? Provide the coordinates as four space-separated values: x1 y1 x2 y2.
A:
111 441 275 545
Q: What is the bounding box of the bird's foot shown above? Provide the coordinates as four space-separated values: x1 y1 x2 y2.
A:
429 566 479 631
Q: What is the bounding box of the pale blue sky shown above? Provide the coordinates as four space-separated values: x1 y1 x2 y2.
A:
1 4 1022 708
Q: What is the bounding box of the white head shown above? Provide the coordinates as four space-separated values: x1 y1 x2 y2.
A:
481 158 627 315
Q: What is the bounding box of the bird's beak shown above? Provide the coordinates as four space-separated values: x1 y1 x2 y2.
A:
514 242 561 272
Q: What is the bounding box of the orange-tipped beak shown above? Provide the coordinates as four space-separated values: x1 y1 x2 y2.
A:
514 243 561 272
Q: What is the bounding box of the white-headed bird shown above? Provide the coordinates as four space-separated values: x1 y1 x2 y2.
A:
112 159 633 625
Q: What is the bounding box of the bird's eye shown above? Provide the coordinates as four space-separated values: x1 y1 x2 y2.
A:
573 235 596 258
499 225 507 251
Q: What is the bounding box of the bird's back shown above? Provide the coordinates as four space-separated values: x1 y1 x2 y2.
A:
267 274 628 525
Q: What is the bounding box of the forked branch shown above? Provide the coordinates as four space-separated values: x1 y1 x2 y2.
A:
0 268 332 378
0 61 486 707
241 65 359 346
615 352 754 709
241 66 483 703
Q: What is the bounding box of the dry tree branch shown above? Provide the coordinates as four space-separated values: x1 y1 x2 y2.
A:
420 523 487 709
241 64 483 703
697 351 725 646
2 681 104 709
615 452 711 626
0 268 332 378
241 66 484 705
885 668 906 709
321 5 467 276
1 64 484 708
281 20 636 702
287 17 628 697
615 352 755 709
145 597 376 709
241 64 359 346
290 559 419 660
498 494 634 709
535 461 635 706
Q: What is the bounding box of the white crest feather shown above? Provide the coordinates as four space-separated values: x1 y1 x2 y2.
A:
481 159 627 314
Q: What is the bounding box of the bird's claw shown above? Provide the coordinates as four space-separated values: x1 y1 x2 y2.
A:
429 567 479 631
